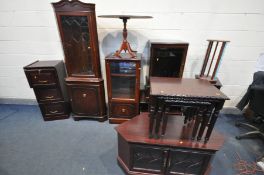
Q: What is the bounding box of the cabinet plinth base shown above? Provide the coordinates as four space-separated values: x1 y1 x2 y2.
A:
115 112 224 175
71 113 107 122
109 118 130 124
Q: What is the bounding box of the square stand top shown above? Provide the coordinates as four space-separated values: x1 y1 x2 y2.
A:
150 77 229 100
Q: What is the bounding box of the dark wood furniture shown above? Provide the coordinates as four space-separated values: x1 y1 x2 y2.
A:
98 15 152 58
149 40 189 78
141 40 189 111
197 39 229 84
65 77 107 121
24 60 70 121
116 113 225 175
149 77 229 142
52 0 107 121
52 0 101 78
105 53 141 124
195 75 222 89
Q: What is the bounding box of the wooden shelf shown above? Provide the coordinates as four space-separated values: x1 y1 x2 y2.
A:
111 73 136 77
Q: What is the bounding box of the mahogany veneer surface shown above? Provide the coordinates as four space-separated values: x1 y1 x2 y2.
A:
116 112 225 151
150 77 229 100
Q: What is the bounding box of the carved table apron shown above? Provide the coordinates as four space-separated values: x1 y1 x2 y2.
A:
149 77 229 143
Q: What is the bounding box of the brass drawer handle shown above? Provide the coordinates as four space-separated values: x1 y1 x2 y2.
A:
38 80 48 83
83 93 87 97
121 108 126 113
87 46 91 49
49 110 58 114
45 96 54 99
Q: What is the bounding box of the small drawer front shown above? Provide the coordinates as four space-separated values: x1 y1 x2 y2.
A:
34 88 62 102
26 69 57 87
110 103 136 119
39 102 66 117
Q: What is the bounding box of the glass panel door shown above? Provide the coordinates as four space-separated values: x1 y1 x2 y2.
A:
110 62 136 99
152 47 184 77
61 15 94 76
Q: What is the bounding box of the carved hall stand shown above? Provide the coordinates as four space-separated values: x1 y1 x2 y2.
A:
98 15 152 58
149 77 229 143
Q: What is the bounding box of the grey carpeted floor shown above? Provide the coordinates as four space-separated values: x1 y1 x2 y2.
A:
0 104 264 175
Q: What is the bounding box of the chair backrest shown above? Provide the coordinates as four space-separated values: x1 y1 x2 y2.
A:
250 84 264 117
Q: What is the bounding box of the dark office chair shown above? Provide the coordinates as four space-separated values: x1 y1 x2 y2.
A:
236 85 264 140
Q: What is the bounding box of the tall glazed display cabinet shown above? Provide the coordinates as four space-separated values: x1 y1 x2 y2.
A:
52 0 107 121
105 53 141 124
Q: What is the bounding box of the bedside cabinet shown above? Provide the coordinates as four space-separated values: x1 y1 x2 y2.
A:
105 53 141 124
24 60 70 121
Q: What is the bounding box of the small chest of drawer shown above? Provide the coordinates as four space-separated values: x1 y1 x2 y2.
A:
34 88 63 102
25 69 57 87
110 103 137 119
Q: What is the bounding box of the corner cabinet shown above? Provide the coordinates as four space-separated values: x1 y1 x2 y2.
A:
65 77 107 121
52 0 107 121
105 53 141 124
52 0 101 78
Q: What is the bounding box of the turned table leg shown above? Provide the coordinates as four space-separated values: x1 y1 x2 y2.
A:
192 107 204 140
149 98 157 138
161 107 170 136
205 101 224 142
154 103 164 139
197 105 213 142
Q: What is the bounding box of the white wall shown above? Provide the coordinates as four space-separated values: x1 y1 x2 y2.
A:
0 0 264 107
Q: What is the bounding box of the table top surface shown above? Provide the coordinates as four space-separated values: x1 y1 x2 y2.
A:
150 77 229 99
116 112 225 151
98 15 153 19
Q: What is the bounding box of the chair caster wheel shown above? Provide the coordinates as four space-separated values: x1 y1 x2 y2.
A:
235 136 241 140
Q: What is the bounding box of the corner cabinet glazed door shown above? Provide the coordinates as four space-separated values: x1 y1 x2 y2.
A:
53 1 101 78
60 15 95 76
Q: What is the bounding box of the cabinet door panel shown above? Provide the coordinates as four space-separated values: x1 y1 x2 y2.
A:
60 15 94 76
131 145 168 174
167 149 212 175
69 86 99 116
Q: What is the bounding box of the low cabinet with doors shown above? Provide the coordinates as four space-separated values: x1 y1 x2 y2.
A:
116 113 224 175
127 144 212 175
105 53 141 124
